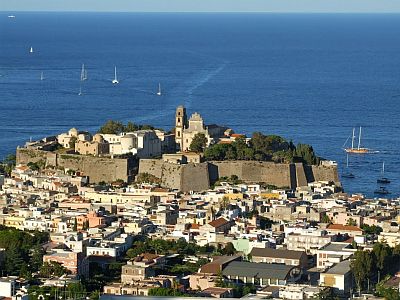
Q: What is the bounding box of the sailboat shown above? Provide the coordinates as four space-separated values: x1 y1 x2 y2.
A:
377 162 390 184
344 127 371 154
29 46 34 54
40 72 44 81
157 83 162 96
112 66 119 84
80 64 88 81
342 154 355 179
78 64 86 95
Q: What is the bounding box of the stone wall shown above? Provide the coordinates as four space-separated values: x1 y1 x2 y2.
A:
16 148 136 183
209 161 293 188
181 163 210 192
138 159 210 192
16 148 339 191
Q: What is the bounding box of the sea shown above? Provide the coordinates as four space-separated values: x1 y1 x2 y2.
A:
1 12 400 198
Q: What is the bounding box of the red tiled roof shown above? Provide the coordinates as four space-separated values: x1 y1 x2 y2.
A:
190 223 200 230
327 224 363 232
208 217 229 228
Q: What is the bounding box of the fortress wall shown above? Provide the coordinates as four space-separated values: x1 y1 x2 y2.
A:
16 149 131 183
57 154 130 183
295 163 308 187
311 165 340 184
209 161 292 188
16 148 48 165
160 163 182 190
17 149 339 190
181 163 210 192
138 159 164 178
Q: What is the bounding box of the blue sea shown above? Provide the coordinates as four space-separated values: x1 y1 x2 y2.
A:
1 12 400 197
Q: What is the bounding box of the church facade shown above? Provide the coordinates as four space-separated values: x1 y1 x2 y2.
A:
175 105 229 152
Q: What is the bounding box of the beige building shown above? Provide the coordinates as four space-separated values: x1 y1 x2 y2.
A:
75 134 109 156
250 248 308 269
320 260 353 294
57 128 91 149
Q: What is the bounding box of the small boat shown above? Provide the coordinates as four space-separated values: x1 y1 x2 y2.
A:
342 154 355 179
29 46 34 53
374 186 390 195
344 127 371 154
377 162 390 184
40 72 44 81
78 85 82 96
157 83 162 96
8 15 16 18
112 66 119 84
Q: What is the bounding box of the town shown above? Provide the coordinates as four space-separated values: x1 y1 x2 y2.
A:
0 106 399 300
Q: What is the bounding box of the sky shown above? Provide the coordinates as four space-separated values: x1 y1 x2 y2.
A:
2 0 400 13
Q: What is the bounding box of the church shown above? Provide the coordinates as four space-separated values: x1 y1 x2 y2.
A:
174 105 230 152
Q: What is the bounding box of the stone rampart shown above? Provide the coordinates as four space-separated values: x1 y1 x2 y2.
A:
16 148 136 183
138 159 210 192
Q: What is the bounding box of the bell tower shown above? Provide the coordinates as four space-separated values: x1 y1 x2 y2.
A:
175 105 187 151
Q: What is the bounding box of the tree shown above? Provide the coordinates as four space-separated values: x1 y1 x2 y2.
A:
350 250 373 295
321 214 331 224
373 242 392 281
73 217 78 231
346 218 357 226
98 120 125 134
125 121 138 132
190 133 207 153
215 271 224 287
69 136 77 149
4 244 25 275
2 154 16 175
223 242 236 255
40 261 69 278
30 244 44 271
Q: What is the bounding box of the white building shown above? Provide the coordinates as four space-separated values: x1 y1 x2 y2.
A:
101 130 161 158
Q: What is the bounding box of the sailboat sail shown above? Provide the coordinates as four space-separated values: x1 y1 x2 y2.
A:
112 66 119 84
80 64 87 81
157 83 161 96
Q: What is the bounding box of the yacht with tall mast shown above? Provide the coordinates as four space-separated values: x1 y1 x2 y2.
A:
112 66 119 84
344 127 371 154
29 46 34 54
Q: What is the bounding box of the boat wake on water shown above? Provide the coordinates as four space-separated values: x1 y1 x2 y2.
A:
183 62 227 108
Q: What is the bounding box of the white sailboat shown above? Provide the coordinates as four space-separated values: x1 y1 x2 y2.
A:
112 66 119 84
157 83 162 96
377 162 390 184
29 46 34 53
40 72 44 81
80 64 88 81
